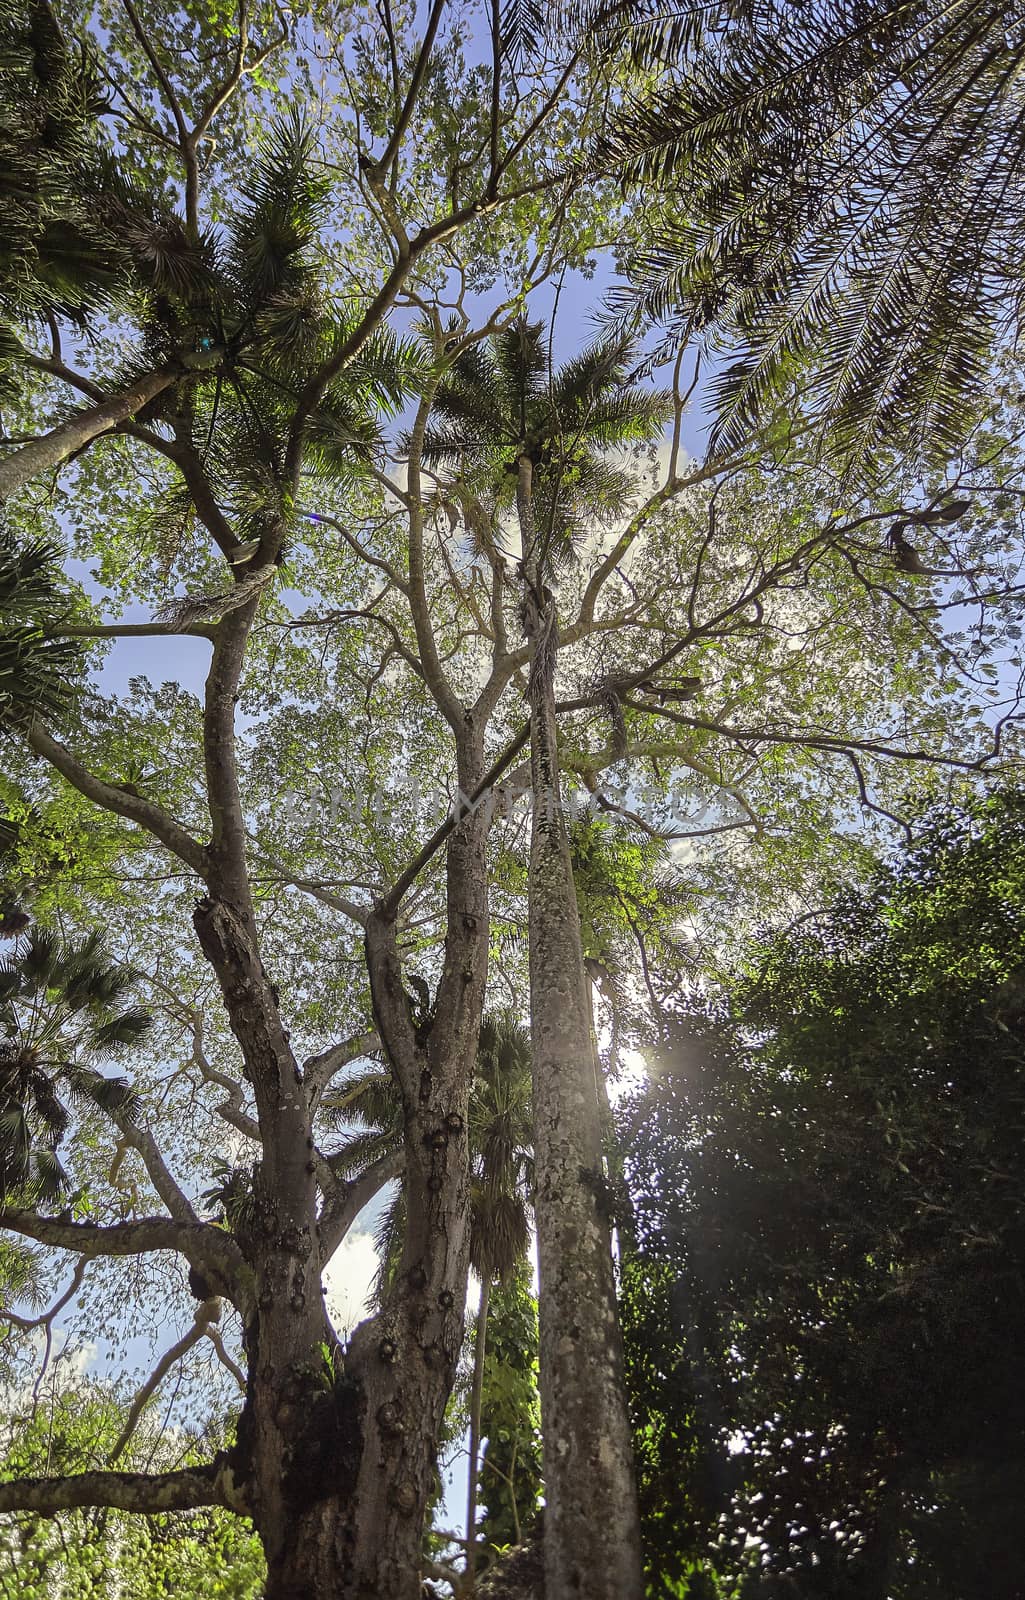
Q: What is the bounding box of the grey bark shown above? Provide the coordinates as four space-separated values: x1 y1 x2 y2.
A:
518 458 644 1600
0 1466 224 1515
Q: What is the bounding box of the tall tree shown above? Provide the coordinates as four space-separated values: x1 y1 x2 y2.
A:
1 5 1023 1593
423 317 673 1599
0 0 612 1588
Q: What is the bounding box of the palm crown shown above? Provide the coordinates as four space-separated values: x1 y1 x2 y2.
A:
2 93 423 539
421 317 673 569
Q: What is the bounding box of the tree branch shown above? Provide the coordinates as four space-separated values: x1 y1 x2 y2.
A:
249 852 369 926
202 606 261 897
319 1148 403 1266
617 699 993 772
0 1211 247 1310
48 621 216 641
108 1299 222 1463
205 1321 247 1392
112 1115 199 1225
25 723 208 876
188 1009 261 1142
404 386 464 730
2 1257 86 1333
370 0 446 179
378 725 530 916
0 1465 224 1515
120 0 188 144
304 1030 380 1111
0 370 177 501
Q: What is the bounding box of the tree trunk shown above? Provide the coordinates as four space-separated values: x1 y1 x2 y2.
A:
292 734 492 1599
517 459 644 1600
467 1274 492 1584
194 878 482 1600
0 369 177 500
187 588 494 1597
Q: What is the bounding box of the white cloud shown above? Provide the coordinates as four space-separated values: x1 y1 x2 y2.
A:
324 1229 380 1338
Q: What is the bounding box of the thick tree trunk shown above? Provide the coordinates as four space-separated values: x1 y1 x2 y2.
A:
193 894 342 1588
518 460 644 1600
188 581 493 1597
0 370 177 500
268 735 491 1600
193 881 473 1600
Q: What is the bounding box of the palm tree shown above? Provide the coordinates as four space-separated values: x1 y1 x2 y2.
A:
421 319 671 1600
601 0 1023 468
1 103 420 508
464 1014 532 1585
323 1011 533 1585
0 924 149 1204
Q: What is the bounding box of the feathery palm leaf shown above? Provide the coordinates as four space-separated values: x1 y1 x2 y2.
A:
602 0 1025 467
320 1067 400 1133
0 0 125 328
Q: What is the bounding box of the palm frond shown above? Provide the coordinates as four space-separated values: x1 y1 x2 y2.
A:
500 0 553 64
0 0 127 325
26 1145 69 1203
601 0 1023 465
63 1064 141 1123
0 922 147 1203
493 318 548 425
371 1186 406 1308
343 326 431 417
89 1008 153 1057
0 523 80 729
226 108 329 307
321 1066 401 1132
327 1126 397 1180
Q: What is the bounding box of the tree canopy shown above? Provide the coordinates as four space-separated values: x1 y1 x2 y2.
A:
0 0 1023 1596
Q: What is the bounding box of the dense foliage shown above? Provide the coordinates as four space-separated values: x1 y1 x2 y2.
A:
0 1380 263 1598
622 789 1025 1598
